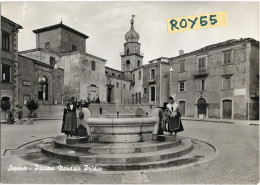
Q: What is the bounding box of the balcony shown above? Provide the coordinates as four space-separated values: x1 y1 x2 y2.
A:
147 78 156 84
193 67 209 78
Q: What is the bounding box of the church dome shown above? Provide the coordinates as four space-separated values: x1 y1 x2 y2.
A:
125 16 140 42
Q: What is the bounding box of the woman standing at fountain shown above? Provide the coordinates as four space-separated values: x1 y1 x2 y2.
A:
61 97 78 137
166 96 184 135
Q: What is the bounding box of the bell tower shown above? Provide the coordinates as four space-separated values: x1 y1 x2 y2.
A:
121 15 143 74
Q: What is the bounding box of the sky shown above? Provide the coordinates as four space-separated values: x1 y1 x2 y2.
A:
2 1 259 70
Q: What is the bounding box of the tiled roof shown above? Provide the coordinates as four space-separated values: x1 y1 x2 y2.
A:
33 22 89 39
171 38 259 60
1 16 23 29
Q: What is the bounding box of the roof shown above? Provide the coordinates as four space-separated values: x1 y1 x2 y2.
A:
1 16 23 29
148 57 170 63
105 66 123 73
33 22 89 39
18 54 54 68
19 48 60 56
171 38 259 60
59 51 107 62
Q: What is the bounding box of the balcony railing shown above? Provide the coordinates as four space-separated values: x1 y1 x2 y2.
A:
120 51 144 57
193 67 209 78
147 78 156 84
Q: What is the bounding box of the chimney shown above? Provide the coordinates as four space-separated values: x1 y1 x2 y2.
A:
179 49 184 55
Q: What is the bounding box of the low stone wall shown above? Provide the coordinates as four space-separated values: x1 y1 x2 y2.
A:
22 104 64 119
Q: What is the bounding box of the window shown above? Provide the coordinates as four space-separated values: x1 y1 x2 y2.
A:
223 50 233 64
127 49 129 54
105 71 108 74
118 75 121 78
72 45 77 51
138 61 140 67
123 84 126 89
2 32 10 51
130 85 131 90
133 74 135 81
198 79 206 91
91 61 96 71
144 88 147 94
222 75 232 90
38 76 48 101
45 42 51 49
50 57 56 66
2 64 11 83
112 73 115 76
179 81 185 92
179 60 185 72
23 94 31 105
150 69 155 79
126 60 130 71
139 71 141 80
198 56 207 72
150 86 156 101
117 82 119 88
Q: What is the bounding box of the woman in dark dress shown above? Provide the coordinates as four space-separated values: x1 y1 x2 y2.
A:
166 96 184 135
61 97 77 137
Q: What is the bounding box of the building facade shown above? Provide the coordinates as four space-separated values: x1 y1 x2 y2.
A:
1 16 22 120
169 38 259 120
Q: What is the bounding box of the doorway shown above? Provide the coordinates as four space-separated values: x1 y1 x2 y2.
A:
223 100 232 119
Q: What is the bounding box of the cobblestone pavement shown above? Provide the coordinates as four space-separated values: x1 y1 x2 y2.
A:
1 120 259 184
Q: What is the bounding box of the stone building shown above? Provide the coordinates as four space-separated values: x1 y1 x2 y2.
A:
18 55 64 106
105 67 132 104
142 57 170 106
19 22 107 103
1 16 22 120
169 38 259 120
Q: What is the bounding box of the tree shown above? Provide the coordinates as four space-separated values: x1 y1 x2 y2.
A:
1 99 12 122
25 99 39 121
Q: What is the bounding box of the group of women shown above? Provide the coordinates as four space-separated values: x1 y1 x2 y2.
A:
61 96 184 137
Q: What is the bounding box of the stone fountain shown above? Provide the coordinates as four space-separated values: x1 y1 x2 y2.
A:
38 107 216 170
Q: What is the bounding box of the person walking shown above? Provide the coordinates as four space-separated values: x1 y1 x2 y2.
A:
99 106 103 115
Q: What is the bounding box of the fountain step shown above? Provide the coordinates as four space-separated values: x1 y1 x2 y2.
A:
41 138 192 164
54 135 182 154
80 138 193 164
84 139 214 170
66 136 90 144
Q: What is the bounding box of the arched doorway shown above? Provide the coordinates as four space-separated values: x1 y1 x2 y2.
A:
38 76 48 101
223 99 232 119
197 98 207 116
1 96 11 122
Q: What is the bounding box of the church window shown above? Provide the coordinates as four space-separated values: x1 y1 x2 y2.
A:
138 61 140 67
72 44 77 51
45 42 51 49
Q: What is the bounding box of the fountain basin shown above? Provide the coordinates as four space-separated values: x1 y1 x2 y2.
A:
88 117 157 142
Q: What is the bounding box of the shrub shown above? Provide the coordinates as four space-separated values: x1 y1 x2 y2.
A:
26 99 39 119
